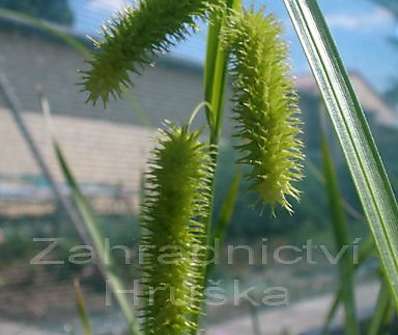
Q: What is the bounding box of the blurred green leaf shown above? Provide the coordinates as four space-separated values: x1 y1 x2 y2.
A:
321 128 359 334
73 279 92 335
53 140 141 335
322 236 375 334
203 0 241 249
205 0 241 144
305 159 363 221
213 171 241 245
0 8 90 58
368 281 392 335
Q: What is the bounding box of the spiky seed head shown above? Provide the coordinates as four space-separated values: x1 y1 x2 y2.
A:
140 121 214 335
82 0 224 106
223 9 304 213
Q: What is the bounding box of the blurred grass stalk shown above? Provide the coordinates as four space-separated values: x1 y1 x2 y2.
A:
204 0 242 236
0 8 91 59
40 95 142 335
54 140 141 335
368 281 393 335
204 0 241 144
212 171 241 246
73 279 93 335
322 236 375 333
320 122 359 334
283 0 398 312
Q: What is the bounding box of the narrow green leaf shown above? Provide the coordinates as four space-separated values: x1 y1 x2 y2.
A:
368 282 392 335
213 171 241 245
322 236 375 334
321 128 359 335
305 159 363 221
73 279 92 335
322 290 340 335
356 237 376 265
53 142 141 335
198 1 242 328
0 8 91 59
203 0 241 249
283 0 398 309
203 12 221 131
204 0 241 144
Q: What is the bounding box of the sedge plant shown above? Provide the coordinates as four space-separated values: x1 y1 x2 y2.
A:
44 0 397 333
3 0 396 333
81 1 304 334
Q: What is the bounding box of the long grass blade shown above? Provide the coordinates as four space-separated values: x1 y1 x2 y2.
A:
196 1 242 328
322 290 341 335
73 279 92 335
283 0 398 309
368 281 392 335
0 8 91 59
213 171 241 245
203 0 241 261
305 159 363 221
321 127 359 334
53 142 141 335
322 236 375 334
204 0 241 144
39 93 141 334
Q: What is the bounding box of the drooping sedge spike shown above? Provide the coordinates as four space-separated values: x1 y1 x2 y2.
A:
82 0 224 106
222 9 304 213
139 121 214 335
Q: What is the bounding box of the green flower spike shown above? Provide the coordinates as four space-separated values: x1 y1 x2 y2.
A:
139 121 214 335
223 9 304 213
82 0 223 105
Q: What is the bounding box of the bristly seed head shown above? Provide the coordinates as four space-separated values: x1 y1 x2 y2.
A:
82 0 224 106
222 9 304 213
139 121 214 335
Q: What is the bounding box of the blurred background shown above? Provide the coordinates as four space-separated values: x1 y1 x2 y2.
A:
0 0 397 334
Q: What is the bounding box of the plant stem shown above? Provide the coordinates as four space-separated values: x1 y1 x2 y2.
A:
204 0 241 249
190 2 241 332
